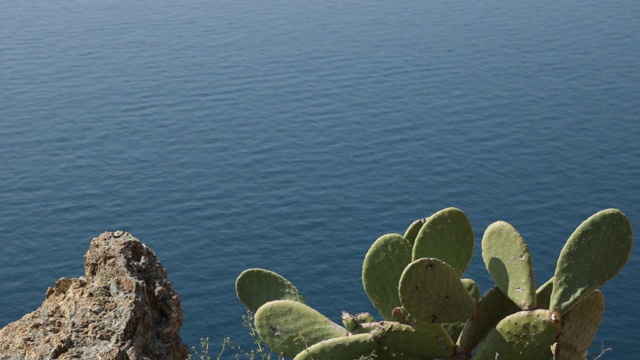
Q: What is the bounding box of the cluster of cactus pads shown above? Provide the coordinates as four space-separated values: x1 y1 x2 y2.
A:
235 208 633 359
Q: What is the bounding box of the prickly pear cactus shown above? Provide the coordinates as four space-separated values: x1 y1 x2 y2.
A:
550 208 632 315
375 321 455 359
554 290 605 360
362 233 412 321
443 279 481 342
535 277 554 311
399 258 476 324
412 207 475 277
292 334 384 360
404 217 427 245
461 278 481 302
235 268 304 313
457 285 520 355
473 309 561 360
482 221 536 310
235 207 633 360
254 300 348 356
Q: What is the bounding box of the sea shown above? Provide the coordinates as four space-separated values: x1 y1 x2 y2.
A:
1 0 639 358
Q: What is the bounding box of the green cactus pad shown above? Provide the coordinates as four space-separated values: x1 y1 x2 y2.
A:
235 268 305 313
550 209 633 315
404 217 427 245
362 233 413 320
443 279 481 342
292 334 383 360
254 300 348 356
473 309 561 360
375 321 455 359
442 279 480 339
535 277 554 310
399 258 476 324
554 290 605 360
457 286 520 354
482 221 537 310
412 207 475 277
461 278 481 302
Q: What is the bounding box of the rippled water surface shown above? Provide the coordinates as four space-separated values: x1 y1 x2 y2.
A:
1 0 639 357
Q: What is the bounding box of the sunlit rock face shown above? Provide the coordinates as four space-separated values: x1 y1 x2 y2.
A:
0 231 188 360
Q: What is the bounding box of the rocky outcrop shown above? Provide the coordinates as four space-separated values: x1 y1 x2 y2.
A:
0 231 189 359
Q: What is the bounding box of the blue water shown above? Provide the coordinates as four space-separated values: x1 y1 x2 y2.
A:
1 0 639 358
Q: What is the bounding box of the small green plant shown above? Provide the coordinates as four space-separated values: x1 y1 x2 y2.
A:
190 311 285 360
234 208 632 359
188 337 215 360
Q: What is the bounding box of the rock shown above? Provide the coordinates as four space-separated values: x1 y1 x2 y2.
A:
0 232 189 359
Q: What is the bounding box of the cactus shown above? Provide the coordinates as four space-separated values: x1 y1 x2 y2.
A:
535 277 554 310
412 207 475 277
404 217 427 245
253 300 348 356
550 208 632 315
362 233 412 321
292 334 383 360
554 290 605 360
460 278 481 302
443 279 481 341
235 208 633 360
482 220 537 310
398 258 476 324
341 312 376 332
473 309 561 359
374 321 455 359
456 285 520 355
235 268 304 313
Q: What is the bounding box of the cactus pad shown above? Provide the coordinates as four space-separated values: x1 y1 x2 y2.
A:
443 279 481 342
473 309 561 360
482 221 537 310
236 268 305 313
254 300 348 356
554 290 605 360
456 285 520 354
292 334 383 360
461 278 481 302
375 321 455 359
412 207 475 276
550 209 633 315
398 258 476 324
362 233 413 320
404 217 427 245
535 277 554 310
